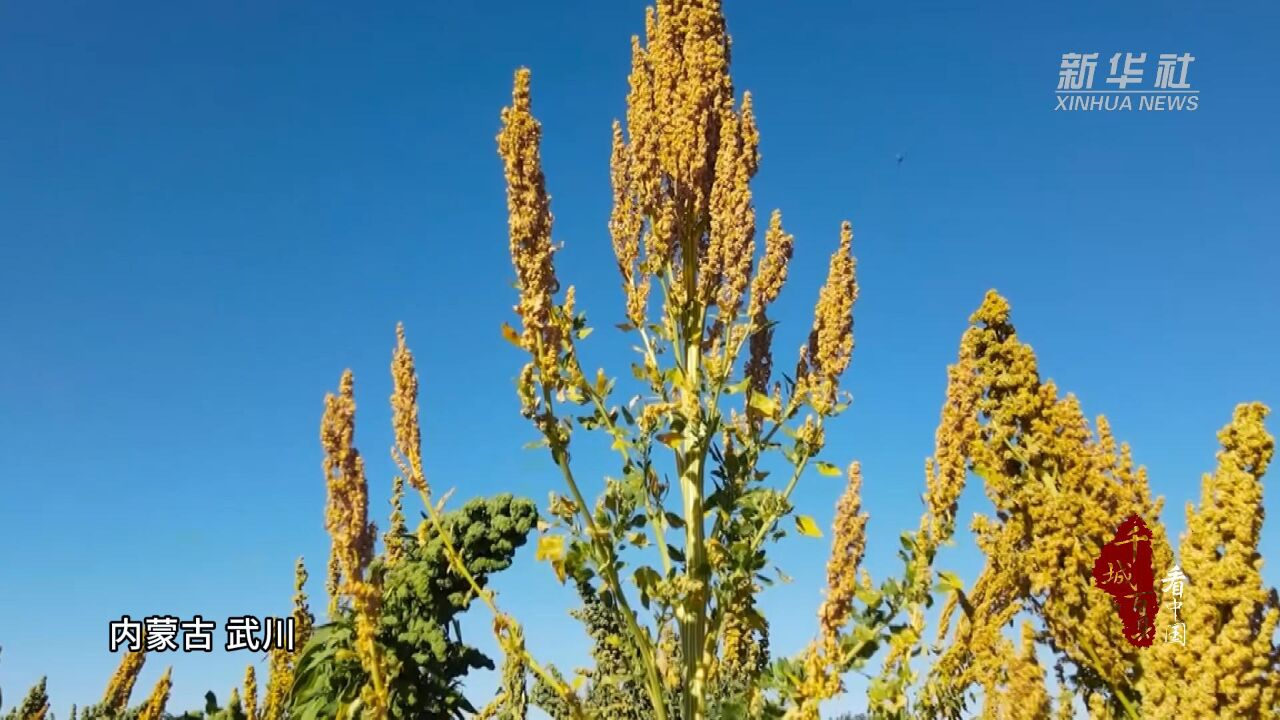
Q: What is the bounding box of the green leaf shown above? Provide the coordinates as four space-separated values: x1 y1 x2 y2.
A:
814 461 842 477
855 585 883 607
577 326 594 340
795 514 823 538
633 566 661 609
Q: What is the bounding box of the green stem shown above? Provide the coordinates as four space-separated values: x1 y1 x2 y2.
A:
569 356 672 578
535 302 672 718
548 441 670 720
678 435 708 720
643 462 675 577
1077 639 1141 720
750 449 812 551
676 213 710 720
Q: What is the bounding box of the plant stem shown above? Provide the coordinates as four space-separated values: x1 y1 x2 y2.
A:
548 442 670 720
750 449 813 551
1077 639 1141 720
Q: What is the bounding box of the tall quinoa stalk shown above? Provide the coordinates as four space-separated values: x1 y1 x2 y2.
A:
494 2 859 717
320 371 391 717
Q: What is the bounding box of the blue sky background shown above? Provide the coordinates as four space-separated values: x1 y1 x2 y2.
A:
2 0 1277 715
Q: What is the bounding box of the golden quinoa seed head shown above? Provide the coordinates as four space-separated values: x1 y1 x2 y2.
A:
748 210 794 319
971 288 1012 326
739 91 759 174
386 326 413 564
136 666 172 720
984 621 1050 720
498 68 562 383
391 323 425 492
626 33 659 211
799 221 857 414
818 461 869 643
264 649 288 720
262 557 311 720
244 665 258 720
321 370 375 613
818 221 857 377
787 639 843 717
319 373 387 713
923 290 1190 718
702 96 757 318
921 337 981 546
325 552 340 620
1216 401 1273 477
743 316 774 398
385 472 407 565
101 648 146 713
292 555 314 649
613 0 788 329
609 119 649 328
294 555 308 593
1140 402 1276 717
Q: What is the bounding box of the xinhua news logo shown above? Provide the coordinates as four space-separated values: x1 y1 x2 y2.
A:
1056 52 1199 112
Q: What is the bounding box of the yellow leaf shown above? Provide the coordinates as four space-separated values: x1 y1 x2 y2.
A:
666 367 686 388
536 534 567 584
795 514 823 538
749 391 779 419
536 534 565 562
501 322 522 347
815 461 842 477
656 431 682 447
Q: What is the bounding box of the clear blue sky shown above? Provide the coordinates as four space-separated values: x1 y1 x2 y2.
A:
2 0 1277 715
